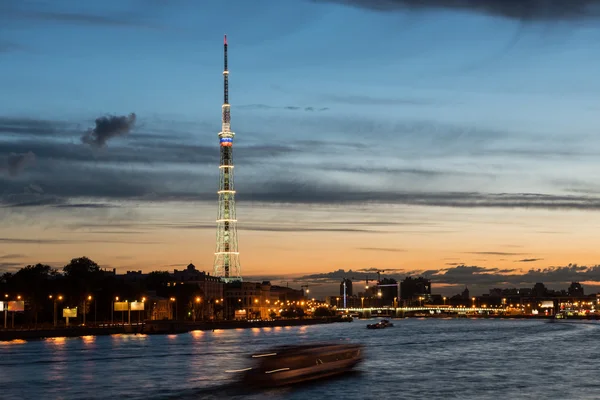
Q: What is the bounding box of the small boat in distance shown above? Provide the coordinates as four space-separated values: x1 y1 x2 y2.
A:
366 319 394 329
239 343 363 387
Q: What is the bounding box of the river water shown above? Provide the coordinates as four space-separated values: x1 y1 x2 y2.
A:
1 318 598 399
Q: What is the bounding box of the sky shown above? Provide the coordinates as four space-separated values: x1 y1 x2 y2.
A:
1 0 600 296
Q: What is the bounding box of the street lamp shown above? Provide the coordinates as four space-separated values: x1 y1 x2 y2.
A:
170 297 177 320
194 297 201 322
83 295 92 326
112 296 119 325
49 295 63 327
140 297 146 323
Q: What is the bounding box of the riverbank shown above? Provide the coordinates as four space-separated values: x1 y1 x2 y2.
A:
0 317 351 341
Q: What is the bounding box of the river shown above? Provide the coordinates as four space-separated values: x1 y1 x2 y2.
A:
1 318 598 399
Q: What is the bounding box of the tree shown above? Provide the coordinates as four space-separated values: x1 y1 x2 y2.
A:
280 306 305 319
10 264 58 326
1 272 13 284
314 306 334 317
63 257 100 278
63 257 103 305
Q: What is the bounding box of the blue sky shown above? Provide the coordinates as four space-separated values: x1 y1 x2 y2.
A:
1 0 600 294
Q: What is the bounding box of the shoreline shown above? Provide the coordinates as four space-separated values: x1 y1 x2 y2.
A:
0 317 350 341
2 314 596 341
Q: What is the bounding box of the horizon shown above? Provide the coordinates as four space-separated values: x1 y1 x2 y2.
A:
4 258 599 298
2 0 600 293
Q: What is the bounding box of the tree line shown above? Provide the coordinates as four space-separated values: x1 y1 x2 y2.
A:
0 256 209 327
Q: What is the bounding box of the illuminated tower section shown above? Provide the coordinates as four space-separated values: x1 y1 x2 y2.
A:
214 34 242 282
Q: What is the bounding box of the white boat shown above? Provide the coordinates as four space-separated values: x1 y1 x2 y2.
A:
240 343 363 387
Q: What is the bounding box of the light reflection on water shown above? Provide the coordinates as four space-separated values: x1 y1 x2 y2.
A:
0 339 26 345
1 320 599 399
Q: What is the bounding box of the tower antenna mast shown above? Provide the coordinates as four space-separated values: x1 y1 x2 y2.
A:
214 34 242 282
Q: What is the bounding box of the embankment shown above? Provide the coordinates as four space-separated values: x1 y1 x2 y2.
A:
0 317 350 341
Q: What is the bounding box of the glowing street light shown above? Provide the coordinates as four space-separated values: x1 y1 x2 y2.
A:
50 294 63 327
170 297 177 320
112 296 119 325
83 295 93 326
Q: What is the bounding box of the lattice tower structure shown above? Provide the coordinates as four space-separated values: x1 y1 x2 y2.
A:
213 34 242 282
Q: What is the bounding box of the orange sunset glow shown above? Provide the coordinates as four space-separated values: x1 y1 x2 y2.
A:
3 200 600 295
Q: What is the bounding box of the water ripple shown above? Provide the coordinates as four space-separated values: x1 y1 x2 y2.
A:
1 319 597 400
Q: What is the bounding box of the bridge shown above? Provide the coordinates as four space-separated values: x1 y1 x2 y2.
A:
338 305 505 317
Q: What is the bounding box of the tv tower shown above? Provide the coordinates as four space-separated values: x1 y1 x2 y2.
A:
214 34 242 282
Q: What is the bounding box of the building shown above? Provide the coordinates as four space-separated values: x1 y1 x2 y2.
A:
340 278 353 297
223 281 306 320
400 277 431 300
224 281 273 320
148 297 172 320
271 285 305 303
170 263 224 302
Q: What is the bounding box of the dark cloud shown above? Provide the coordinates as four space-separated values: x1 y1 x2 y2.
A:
5 168 600 212
0 40 26 53
296 264 600 289
358 247 406 252
0 117 76 138
54 203 119 209
431 264 600 287
81 113 137 147
239 226 380 233
313 163 475 177
0 195 63 208
356 267 405 272
293 140 367 150
23 11 137 26
0 2 162 29
239 104 329 112
0 254 26 259
0 238 82 244
74 221 387 234
318 0 600 21
0 152 35 177
1 115 598 212
244 184 600 210
341 221 427 226
516 258 544 263
324 94 434 106
467 251 526 256
0 262 22 272
0 237 160 245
